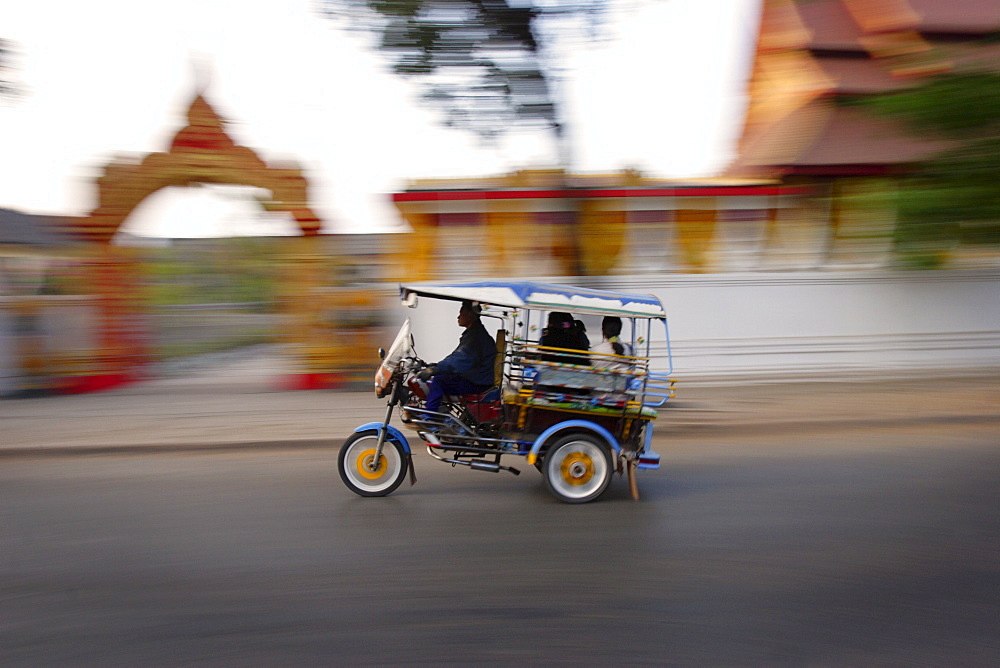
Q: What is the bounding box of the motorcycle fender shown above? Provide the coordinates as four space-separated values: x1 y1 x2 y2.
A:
526 420 620 466
353 422 411 454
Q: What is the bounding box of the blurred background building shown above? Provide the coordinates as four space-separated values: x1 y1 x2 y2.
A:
391 170 811 278
2 0 999 395
727 0 1000 268
391 0 1000 277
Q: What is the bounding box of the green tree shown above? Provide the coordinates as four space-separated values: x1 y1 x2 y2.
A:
318 0 610 148
863 68 1000 267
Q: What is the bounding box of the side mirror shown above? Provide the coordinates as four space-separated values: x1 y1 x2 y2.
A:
378 348 386 360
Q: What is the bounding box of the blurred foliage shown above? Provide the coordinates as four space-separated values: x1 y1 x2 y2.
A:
139 238 282 309
866 71 1000 139
318 0 611 142
860 67 1000 268
138 239 285 360
0 38 21 101
155 330 275 360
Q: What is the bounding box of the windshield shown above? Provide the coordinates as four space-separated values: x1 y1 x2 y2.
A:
381 318 414 372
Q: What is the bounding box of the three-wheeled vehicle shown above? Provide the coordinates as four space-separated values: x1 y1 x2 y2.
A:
338 281 675 503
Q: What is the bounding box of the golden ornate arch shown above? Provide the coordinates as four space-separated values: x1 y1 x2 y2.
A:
77 93 322 243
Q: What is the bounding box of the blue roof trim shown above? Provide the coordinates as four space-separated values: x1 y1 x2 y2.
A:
399 280 666 318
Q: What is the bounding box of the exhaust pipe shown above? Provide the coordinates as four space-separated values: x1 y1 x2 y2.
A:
425 446 520 476
476 461 520 475
469 460 519 475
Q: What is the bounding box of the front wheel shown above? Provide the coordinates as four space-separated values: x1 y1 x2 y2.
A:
339 430 409 497
543 433 613 503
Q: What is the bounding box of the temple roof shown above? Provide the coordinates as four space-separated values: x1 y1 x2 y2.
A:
908 0 1000 34
782 106 952 169
727 0 998 178
818 56 913 93
794 0 1000 49
797 0 868 52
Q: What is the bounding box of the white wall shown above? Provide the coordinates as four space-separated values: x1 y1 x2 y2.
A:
392 270 1000 380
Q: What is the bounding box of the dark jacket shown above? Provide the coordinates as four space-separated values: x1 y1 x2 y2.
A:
436 321 496 386
539 327 590 366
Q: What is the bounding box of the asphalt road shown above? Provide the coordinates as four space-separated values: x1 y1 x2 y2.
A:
3 423 998 666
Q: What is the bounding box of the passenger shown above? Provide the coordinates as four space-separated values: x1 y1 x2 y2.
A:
592 316 633 367
573 319 591 351
539 312 589 366
418 300 496 413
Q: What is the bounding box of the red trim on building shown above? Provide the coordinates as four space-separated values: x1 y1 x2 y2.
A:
392 185 811 202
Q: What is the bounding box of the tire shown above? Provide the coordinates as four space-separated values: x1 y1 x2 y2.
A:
542 433 613 503
338 430 409 497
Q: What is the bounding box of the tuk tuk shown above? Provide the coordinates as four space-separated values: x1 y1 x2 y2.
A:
338 281 675 503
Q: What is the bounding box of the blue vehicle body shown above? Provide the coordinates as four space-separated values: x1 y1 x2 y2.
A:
353 422 411 454
400 280 666 318
526 420 622 466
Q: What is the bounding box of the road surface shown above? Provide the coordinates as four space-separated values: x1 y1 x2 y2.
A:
3 421 998 665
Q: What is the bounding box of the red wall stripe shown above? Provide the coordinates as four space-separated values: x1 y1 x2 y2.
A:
392 185 811 202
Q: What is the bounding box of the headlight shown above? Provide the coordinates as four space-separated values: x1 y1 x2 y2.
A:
375 364 392 397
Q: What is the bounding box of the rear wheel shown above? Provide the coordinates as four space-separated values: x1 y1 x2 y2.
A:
543 433 613 503
338 430 408 497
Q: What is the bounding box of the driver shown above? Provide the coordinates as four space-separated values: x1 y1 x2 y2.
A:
418 300 496 414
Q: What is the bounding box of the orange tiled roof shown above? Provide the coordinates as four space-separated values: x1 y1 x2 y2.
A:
796 0 867 51
908 0 1000 33
784 106 951 167
818 56 914 93
727 0 996 177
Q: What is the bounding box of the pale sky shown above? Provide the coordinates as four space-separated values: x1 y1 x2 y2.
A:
0 0 761 238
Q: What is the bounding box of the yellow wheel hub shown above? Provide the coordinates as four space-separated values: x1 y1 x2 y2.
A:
355 448 387 479
560 451 594 486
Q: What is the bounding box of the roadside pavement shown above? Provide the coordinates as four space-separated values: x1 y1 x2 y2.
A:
2 355 998 456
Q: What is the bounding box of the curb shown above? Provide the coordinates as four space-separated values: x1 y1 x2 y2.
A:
0 439 338 459
4 413 998 458
656 412 1000 436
